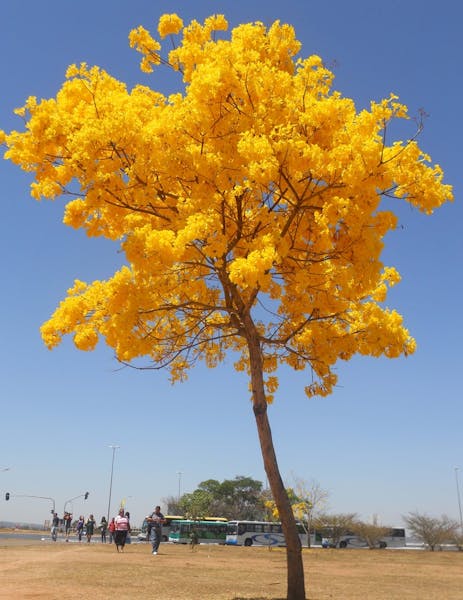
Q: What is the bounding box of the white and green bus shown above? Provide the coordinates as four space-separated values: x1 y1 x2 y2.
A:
226 520 312 547
168 519 228 544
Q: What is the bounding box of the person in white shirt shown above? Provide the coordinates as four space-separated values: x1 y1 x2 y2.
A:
114 508 130 552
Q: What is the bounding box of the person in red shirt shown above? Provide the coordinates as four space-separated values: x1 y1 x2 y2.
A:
108 517 116 543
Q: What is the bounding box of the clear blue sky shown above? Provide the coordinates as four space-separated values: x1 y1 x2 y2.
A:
0 0 461 529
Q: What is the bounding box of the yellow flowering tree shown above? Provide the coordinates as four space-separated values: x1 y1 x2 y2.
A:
265 487 307 522
265 479 329 547
1 14 452 600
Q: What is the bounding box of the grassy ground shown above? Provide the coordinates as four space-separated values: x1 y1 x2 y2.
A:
0 541 462 599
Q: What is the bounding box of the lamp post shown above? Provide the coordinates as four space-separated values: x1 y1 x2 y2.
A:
177 471 183 501
454 467 463 534
107 445 120 522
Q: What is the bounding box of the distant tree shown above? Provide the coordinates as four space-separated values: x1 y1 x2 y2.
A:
403 512 458 551
264 478 329 546
291 477 329 547
448 529 463 551
174 476 265 519
265 487 301 521
197 475 264 519
350 517 391 549
259 486 276 521
163 495 183 515
178 490 214 520
197 479 223 498
1 12 452 600
314 513 357 547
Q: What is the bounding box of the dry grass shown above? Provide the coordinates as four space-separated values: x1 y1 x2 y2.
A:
0 541 462 599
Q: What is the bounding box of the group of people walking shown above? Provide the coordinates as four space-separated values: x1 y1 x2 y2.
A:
49 504 167 556
50 511 124 545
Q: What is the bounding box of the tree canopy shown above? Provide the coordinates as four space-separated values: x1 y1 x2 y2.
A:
1 14 452 399
176 476 265 520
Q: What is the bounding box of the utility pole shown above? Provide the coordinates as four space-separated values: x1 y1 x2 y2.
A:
177 471 183 501
107 445 120 522
455 467 463 534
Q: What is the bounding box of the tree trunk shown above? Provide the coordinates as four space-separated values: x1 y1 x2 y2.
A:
247 330 307 600
307 516 312 548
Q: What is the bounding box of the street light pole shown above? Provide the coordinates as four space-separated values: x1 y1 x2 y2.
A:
107 445 120 522
454 467 463 534
177 471 183 501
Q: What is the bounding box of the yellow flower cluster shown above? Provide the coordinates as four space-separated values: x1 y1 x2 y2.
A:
128 26 161 72
1 14 453 398
157 13 184 38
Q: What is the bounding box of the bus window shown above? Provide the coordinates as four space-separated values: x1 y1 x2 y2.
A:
391 528 405 538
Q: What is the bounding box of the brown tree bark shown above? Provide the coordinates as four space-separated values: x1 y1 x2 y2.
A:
247 329 306 600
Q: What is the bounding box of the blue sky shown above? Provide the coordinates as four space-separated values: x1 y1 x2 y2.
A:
0 0 461 529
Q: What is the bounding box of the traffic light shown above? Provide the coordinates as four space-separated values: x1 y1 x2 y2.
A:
84 492 89 500
5 492 9 501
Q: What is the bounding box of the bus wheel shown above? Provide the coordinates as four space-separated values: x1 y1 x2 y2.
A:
339 540 347 548
379 541 387 549
244 538 253 547
162 535 168 542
